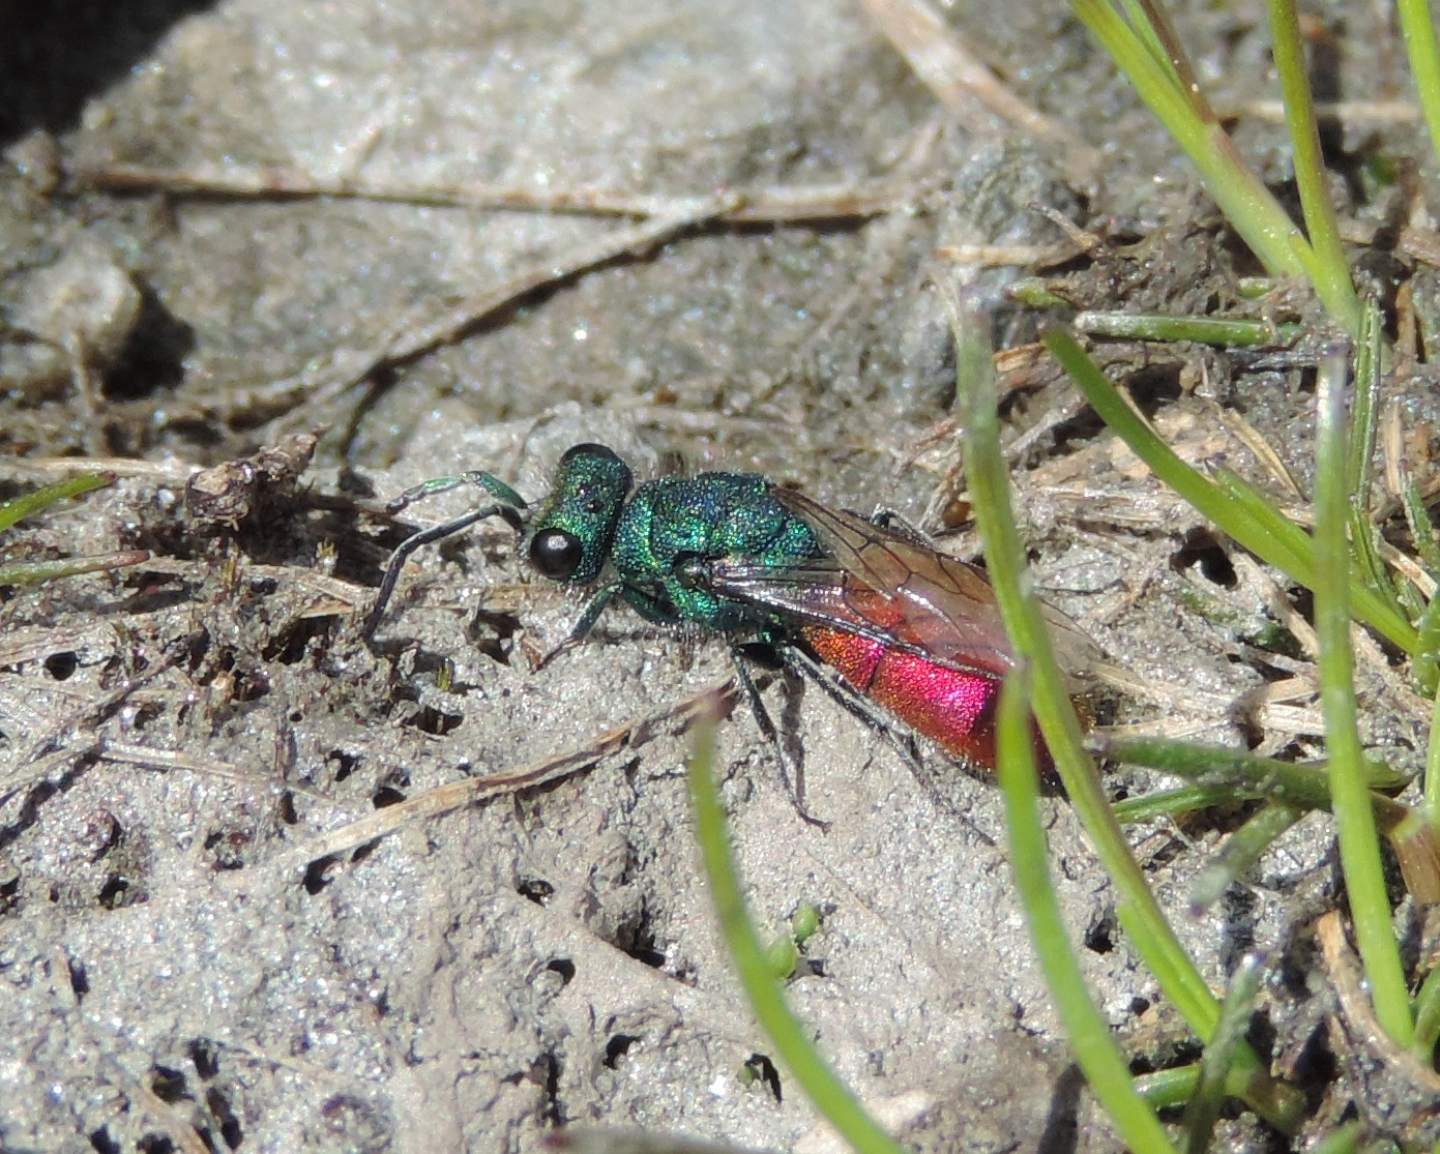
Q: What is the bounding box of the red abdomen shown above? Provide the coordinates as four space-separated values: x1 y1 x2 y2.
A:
800 624 1050 775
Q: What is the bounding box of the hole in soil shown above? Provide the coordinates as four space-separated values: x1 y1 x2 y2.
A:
262 617 332 665
469 609 521 665
136 1135 176 1154
188 1038 220 1079
97 875 130 909
1083 911 1116 954
89 1128 121 1154
1124 364 1185 416
149 1065 188 1103
329 750 360 782
1289 1020 1339 1089
536 1051 563 1125
516 878 554 906
0 871 19 912
546 958 575 985
613 908 665 969
44 651 78 680
1172 530 1237 588
203 829 250 871
303 856 338 895
68 958 89 999
350 839 382 867
406 705 462 736
372 785 406 808
231 668 270 703
744 1053 783 1102
603 1034 641 1069
206 1087 243 1150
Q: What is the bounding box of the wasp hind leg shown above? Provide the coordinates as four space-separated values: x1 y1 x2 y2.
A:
775 642 996 847
728 645 831 832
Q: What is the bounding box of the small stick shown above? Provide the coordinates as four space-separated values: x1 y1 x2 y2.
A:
227 677 737 881
258 194 744 434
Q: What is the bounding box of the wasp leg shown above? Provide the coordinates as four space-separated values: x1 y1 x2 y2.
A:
534 582 622 670
729 646 831 832
386 470 527 517
364 501 525 640
868 506 936 545
776 642 995 846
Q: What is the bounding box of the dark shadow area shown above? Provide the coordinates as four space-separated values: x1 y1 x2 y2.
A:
1 1 219 145
1037 1063 1083 1154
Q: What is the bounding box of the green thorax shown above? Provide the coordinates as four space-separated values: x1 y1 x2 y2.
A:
611 472 822 630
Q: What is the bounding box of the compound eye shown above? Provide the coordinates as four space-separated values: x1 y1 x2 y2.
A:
529 528 584 579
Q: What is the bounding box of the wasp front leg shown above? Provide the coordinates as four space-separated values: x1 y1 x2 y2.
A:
532 581 623 671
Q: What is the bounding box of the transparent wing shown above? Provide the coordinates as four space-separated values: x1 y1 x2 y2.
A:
703 488 1098 687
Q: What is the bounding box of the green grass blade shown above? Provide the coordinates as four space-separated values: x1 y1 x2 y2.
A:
1397 0 1440 164
1095 736 1409 794
686 709 907 1154
1428 682 1440 830
1415 592 1440 696
1070 311 1300 346
1315 348 1414 1048
0 550 151 589
1134 1063 1200 1110
996 675 1177 1154
949 292 1303 1131
1097 734 1440 903
1347 301 1383 500
1401 477 1440 574
1133 1063 1263 1113
0 472 114 532
1412 957 1440 1061
1183 952 1266 1154
1115 0 1188 97
1068 0 1359 332
1211 464 1413 645
1068 2 1333 299
1188 804 1303 915
1046 328 1419 654
1265 0 1362 332
1306 1120 1364 1154
1112 785 1243 824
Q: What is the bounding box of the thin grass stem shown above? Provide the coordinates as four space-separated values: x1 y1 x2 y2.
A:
1112 785 1242 824
0 472 114 532
1183 953 1266 1154
1046 328 1419 654
1397 0 1440 164
1412 957 1440 1062
1070 311 1301 346
950 291 1303 1131
687 711 907 1154
1187 804 1303 915
1265 0 1362 333
1315 349 1414 1047
1429 684 1440 830
1069 1 1322 297
996 675 1177 1153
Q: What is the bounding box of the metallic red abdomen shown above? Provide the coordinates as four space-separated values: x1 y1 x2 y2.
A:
801 624 1051 775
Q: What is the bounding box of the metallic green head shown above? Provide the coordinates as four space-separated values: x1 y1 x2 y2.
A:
525 443 634 584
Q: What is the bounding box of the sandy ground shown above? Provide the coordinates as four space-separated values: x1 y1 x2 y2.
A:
2 2 1437 1152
